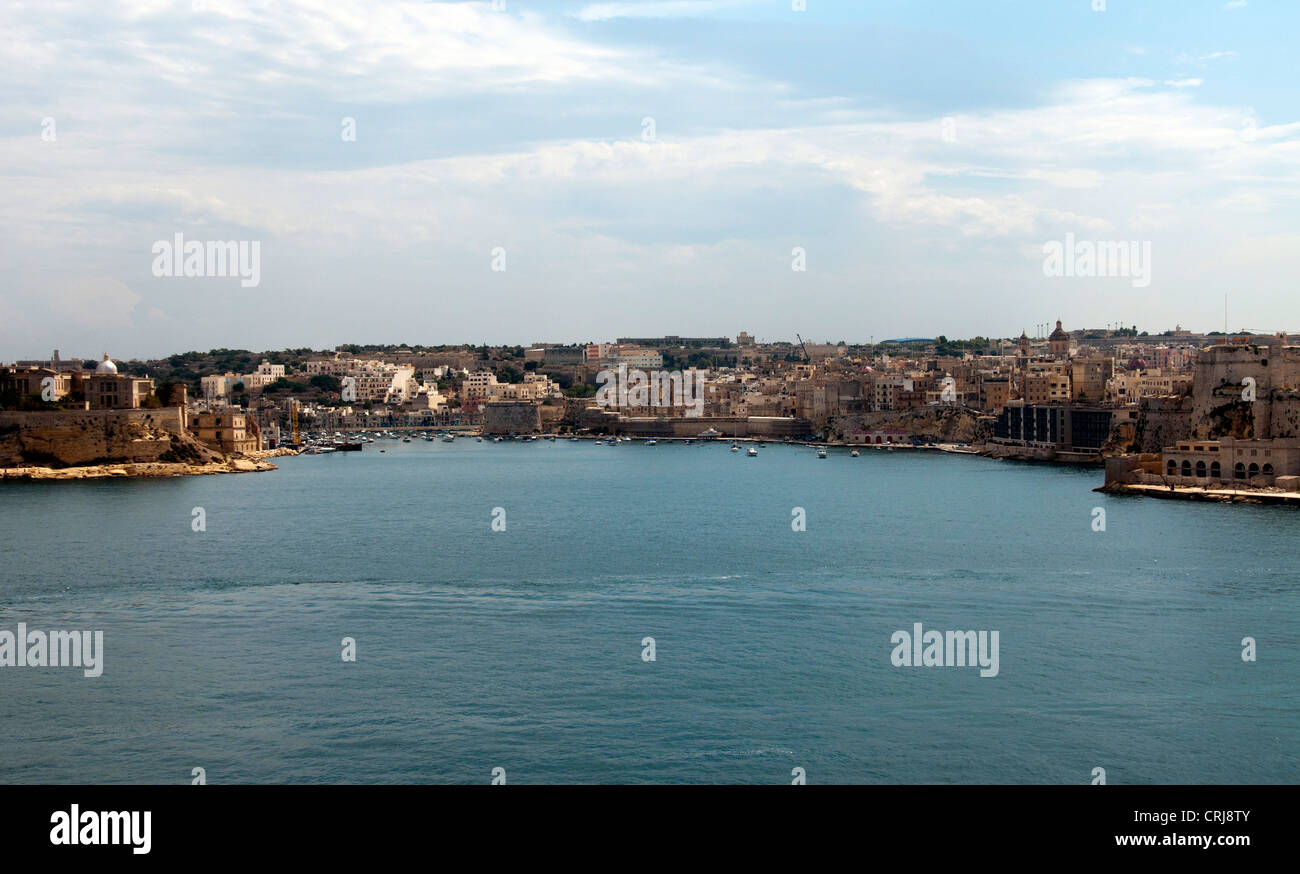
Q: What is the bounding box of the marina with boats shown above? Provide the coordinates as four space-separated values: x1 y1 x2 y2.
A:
294 428 980 458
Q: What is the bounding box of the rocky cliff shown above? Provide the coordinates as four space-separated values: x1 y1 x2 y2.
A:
0 409 224 468
1 457 278 480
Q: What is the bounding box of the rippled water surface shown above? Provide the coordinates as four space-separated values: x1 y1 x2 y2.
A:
1 440 1296 783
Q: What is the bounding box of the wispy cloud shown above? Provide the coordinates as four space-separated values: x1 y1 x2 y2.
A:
574 0 756 22
1174 50 1239 66
2 0 1299 353
0 0 721 108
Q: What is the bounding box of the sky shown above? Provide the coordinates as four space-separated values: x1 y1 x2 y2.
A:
2 0 1298 359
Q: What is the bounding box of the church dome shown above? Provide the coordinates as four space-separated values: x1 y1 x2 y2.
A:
1049 320 1068 341
96 354 118 374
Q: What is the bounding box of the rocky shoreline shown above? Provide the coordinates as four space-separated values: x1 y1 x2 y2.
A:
1094 480 1300 506
977 444 1104 466
1 448 296 481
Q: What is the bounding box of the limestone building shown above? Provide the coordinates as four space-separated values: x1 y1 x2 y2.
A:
191 411 262 454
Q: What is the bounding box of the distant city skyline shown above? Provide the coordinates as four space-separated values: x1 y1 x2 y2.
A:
3 0 1299 359
7 318 1280 366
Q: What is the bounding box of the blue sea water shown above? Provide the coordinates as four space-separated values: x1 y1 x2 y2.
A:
1 440 1296 784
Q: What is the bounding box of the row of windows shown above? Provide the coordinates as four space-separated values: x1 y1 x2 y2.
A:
1180 444 1273 458
1167 459 1274 479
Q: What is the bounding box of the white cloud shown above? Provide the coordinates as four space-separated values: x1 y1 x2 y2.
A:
1174 50 1239 66
0 0 722 108
5 78 1297 255
1 5 1299 350
574 0 756 21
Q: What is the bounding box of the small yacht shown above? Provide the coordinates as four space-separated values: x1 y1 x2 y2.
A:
730 444 740 452
646 439 657 446
850 449 860 457
476 436 483 442
817 448 827 459
747 446 758 457
402 436 411 443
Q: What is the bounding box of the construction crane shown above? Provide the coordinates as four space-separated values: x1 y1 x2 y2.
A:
795 333 811 362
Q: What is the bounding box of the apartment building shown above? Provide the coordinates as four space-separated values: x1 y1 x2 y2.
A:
1070 356 1114 403
1024 370 1071 404
191 411 262 454
347 363 415 402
